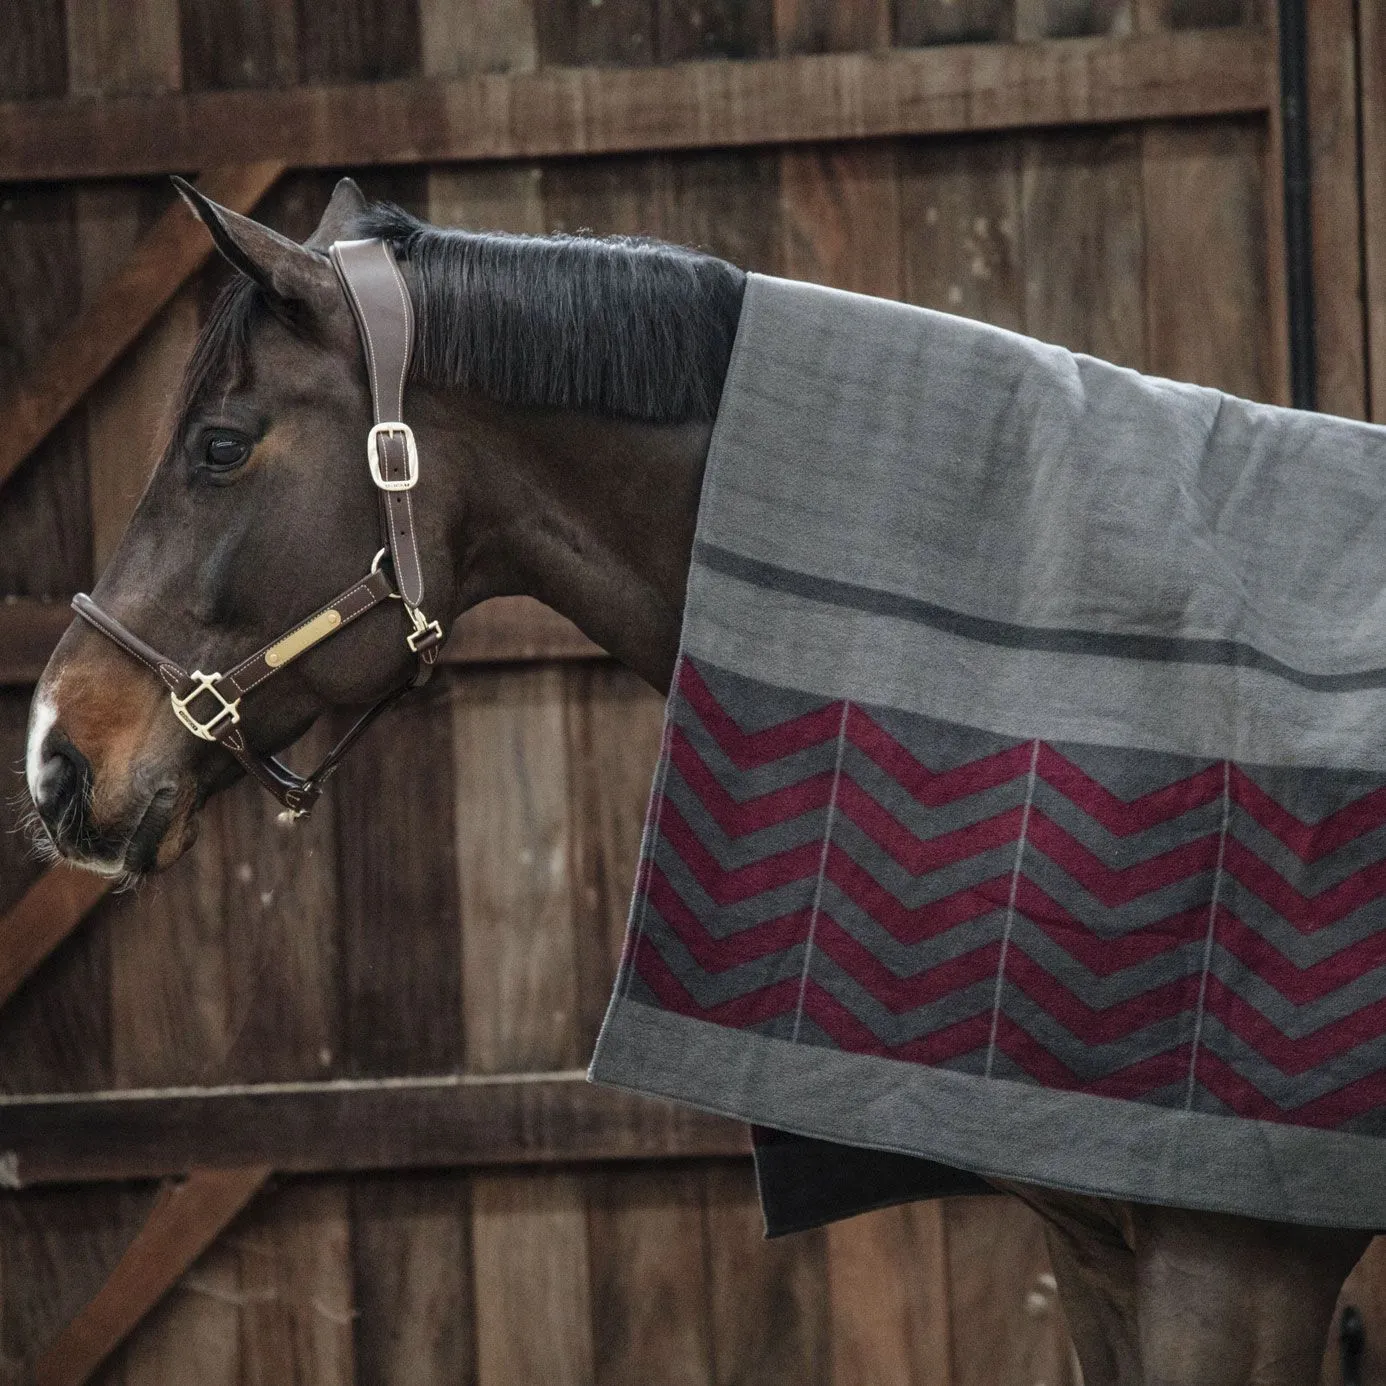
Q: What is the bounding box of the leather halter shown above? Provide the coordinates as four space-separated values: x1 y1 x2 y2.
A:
70 238 444 820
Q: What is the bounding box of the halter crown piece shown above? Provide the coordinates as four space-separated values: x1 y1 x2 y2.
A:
70 239 444 820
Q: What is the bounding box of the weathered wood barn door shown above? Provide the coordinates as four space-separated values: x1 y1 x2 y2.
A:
0 0 1375 1381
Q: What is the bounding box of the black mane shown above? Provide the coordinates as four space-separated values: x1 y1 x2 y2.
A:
182 203 746 426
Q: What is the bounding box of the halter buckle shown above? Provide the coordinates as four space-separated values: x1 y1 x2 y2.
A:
170 672 241 741
367 423 419 491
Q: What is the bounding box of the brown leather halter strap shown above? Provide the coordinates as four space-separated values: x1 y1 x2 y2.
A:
70 237 444 819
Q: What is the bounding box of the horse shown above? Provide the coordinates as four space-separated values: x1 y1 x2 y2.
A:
22 178 1374 1386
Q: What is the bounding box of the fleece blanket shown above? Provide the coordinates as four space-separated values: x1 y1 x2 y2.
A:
588 273 1386 1230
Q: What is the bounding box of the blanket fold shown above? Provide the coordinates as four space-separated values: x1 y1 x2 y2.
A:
589 273 1386 1229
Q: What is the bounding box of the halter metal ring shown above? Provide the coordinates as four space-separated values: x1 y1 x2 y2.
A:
367 422 419 491
170 672 241 741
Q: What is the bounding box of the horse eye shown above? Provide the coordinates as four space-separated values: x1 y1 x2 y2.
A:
203 432 251 470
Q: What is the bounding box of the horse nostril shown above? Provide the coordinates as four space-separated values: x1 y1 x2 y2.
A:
34 733 92 836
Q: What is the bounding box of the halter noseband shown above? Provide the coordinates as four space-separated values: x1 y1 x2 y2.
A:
70 238 444 820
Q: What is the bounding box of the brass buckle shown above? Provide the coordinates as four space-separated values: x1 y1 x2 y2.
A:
367 422 419 491
405 604 443 654
170 672 241 741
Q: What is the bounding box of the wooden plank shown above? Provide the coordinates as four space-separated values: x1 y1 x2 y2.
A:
1361 0 1386 421
29 1165 272 1386
1306 0 1366 418
0 597 75 683
705 1160 831 1386
471 1169 595 1384
587 1164 715 1386
0 161 285 495
455 662 598 1382
898 134 1025 331
0 33 1273 183
0 1073 751 1187
0 1182 157 1383
349 1171 477 1386
0 592 601 685
1020 127 1146 367
825 1201 953 1386
335 675 462 1077
1142 119 1273 400
946 1197 1077 1386
0 866 110 1011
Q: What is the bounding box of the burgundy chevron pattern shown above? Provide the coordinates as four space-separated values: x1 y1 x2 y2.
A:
625 658 1386 1134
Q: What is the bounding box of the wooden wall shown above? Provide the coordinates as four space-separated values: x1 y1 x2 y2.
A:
0 0 1367 1382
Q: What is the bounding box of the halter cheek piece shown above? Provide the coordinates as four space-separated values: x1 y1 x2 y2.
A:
70 238 444 820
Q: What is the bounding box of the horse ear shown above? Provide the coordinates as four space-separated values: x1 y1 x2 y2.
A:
305 177 369 251
171 176 334 310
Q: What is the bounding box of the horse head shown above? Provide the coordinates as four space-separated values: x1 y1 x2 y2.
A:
24 180 735 878
25 179 461 876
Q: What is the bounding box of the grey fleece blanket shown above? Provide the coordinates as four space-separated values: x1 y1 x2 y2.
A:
589 272 1386 1229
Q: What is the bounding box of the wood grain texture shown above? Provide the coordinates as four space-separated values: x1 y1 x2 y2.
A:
349 1171 477 1386
455 666 583 1075
1142 118 1272 399
1020 127 1146 366
0 161 285 496
894 0 1012 44
471 1169 595 1385
0 33 1273 181
1361 0 1386 421
826 1201 952 1386
564 665 668 1049
0 1073 749 1186
30 1166 271 1386
899 135 1025 331
419 0 536 76
293 0 420 82
705 1160 831 1386
0 181 91 598
587 1163 715 1386
0 866 110 1011
945 1197 1077 1386
536 0 656 66
61 0 181 97
335 678 462 1078
176 0 299 90
0 1182 156 1383
1306 0 1366 419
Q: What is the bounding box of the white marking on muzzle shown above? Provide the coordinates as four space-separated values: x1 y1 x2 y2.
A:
25 691 59 811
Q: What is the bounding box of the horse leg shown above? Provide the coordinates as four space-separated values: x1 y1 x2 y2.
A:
993 1180 1144 1384
1128 1204 1370 1386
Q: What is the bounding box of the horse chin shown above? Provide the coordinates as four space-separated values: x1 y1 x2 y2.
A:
125 786 198 875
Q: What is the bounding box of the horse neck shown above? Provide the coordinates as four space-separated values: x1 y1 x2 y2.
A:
426 389 712 696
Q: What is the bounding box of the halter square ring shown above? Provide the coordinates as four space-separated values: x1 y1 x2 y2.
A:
367 422 419 491
170 672 242 741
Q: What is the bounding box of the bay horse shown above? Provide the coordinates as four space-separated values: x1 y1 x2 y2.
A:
23 178 1374 1385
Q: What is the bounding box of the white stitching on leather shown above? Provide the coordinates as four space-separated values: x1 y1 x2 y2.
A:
230 577 378 693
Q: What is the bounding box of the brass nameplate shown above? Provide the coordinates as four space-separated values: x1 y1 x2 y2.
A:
265 609 342 668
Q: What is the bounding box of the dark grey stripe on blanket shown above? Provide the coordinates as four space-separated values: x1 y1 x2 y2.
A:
695 542 1386 693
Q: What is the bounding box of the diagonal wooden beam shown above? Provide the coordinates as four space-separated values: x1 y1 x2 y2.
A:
31 1165 272 1386
0 865 110 1010
0 161 285 493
